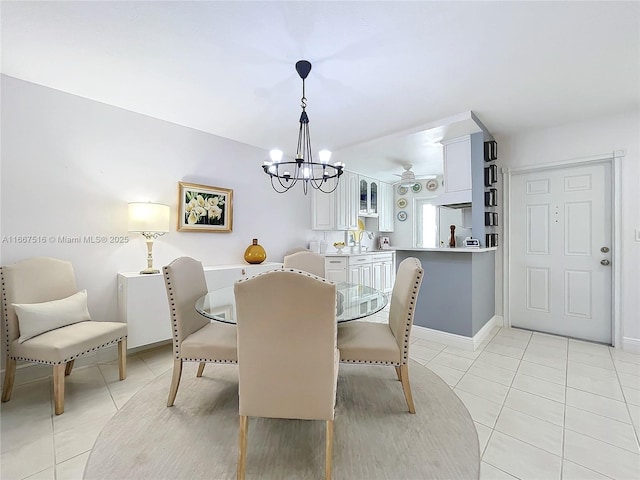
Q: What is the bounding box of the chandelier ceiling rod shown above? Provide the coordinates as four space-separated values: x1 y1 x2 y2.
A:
262 60 344 195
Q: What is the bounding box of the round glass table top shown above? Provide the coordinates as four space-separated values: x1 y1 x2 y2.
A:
195 282 388 324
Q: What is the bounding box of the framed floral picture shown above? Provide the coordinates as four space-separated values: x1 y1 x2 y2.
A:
177 182 233 232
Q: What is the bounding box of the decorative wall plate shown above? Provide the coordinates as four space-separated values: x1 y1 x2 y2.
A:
397 211 408 222
426 179 438 191
396 198 408 208
396 185 408 195
411 182 422 193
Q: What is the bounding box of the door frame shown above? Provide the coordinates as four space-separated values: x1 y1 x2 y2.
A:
502 150 623 347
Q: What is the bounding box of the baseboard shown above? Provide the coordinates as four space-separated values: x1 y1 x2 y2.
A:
0 344 118 385
622 336 640 354
412 316 500 351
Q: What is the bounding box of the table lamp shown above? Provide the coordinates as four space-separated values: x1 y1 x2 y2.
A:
128 202 170 274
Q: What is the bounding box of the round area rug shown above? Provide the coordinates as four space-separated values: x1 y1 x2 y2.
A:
84 361 479 480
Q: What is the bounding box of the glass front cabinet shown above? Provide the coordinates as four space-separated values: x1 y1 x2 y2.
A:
359 176 378 216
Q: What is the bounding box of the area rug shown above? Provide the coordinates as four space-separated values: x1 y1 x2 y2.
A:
84 361 479 479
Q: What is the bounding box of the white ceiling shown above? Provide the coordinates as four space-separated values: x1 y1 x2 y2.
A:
2 1 638 182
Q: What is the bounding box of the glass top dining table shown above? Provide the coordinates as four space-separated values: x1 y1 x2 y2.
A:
195 282 389 324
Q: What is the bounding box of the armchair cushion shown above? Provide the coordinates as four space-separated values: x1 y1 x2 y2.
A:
13 290 91 343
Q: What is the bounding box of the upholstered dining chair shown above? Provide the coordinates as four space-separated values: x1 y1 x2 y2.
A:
234 269 338 480
283 250 325 277
337 257 423 413
283 246 310 257
162 256 237 407
1 257 127 415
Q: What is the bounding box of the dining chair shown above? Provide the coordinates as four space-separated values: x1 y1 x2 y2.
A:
283 250 325 277
337 257 423 413
1 257 127 415
162 256 237 407
234 269 338 480
283 246 310 257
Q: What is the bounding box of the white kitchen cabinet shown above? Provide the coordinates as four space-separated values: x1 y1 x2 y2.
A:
371 252 395 293
377 181 395 232
117 262 281 349
359 176 379 216
440 135 472 204
311 170 358 231
325 256 348 283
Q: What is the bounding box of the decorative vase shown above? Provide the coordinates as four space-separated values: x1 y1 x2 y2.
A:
244 238 266 264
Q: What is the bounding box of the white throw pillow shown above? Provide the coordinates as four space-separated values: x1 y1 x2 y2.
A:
13 290 92 343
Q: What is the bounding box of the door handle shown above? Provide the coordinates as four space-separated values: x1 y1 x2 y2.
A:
600 259 610 266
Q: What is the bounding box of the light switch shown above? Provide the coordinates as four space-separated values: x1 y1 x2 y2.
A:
636 228 640 242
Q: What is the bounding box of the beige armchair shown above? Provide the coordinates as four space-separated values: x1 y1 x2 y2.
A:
162 256 237 407
337 257 424 413
1 257 127 415
283 250 325 277
234 269 338 480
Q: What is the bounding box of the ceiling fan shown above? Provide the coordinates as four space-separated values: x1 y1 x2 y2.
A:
393 164 437 186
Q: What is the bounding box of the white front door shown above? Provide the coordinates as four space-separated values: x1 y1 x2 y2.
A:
510 162 612 343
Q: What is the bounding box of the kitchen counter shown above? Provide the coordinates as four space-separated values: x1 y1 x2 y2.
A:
391 247 496 253
323 250 395 257
394 248 495 342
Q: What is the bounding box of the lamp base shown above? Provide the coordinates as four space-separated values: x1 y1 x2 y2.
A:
139 268 160 275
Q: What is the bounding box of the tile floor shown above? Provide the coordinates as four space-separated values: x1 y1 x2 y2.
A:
1 325 639 480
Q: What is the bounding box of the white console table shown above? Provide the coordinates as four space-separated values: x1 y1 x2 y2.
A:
117 262 281 349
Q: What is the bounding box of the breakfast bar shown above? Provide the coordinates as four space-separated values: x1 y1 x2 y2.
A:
393 247 496 346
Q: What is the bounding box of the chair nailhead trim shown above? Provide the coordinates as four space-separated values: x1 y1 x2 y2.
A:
9 335 127 365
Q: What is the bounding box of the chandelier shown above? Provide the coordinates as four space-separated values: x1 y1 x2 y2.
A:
262 60 344 194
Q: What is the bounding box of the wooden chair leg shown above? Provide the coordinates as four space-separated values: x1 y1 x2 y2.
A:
399 364 416 414
325 420 334 480
394 365 402 381
237 415 248 480
167 359 183 407
1 356 16 402
118 338 127 380
53 364 65 415
65 360 75 376
196 362 205 377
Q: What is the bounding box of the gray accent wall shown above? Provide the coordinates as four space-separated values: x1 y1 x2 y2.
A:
396 249 495 337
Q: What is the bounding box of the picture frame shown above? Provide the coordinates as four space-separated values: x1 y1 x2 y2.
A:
177 181 233 232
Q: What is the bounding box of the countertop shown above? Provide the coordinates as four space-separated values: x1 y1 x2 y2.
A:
391 247 497 253
323 249 396 257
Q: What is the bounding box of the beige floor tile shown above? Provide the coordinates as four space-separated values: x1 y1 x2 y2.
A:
490 334 530 350
569 360 618 381
54 412 114 463
525 342 568 359
511 372 566 403
475 421 492 454
429 351 474 372
55 451 90 480
564 429 640 479
568 350 615 370
480 461 518 479
409 344 442 364
565 387 632 424
517 360 566 385
619 371 640 389
474 351 521 372
610 349 640 365
495 407 563 456
23 467 55 480
562 460 612 480
0 435 55 480
495 327 532 341
1 413 53 455
453 389 502 428
467 363 517 387
568 339 613 358
411 338 448 352
622 384 640 407
425 362 465 387
567 373 625 402
456 373 510 405
529 332 568 349
614 359 640 377
521 349 567 371
483 430 562 480
484 342 525 360
443 345 483 360
565 405 639 454
503 388 565 426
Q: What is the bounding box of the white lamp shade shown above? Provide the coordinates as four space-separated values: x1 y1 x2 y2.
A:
128 202 170 233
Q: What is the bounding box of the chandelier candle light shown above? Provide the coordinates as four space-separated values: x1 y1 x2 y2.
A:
262 60 344 194
128 202 170 274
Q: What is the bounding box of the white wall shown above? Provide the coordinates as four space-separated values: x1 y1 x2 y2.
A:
1 76 316 363
497 110 640 347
